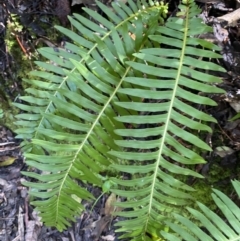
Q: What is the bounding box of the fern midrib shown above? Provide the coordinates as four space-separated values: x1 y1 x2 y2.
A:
144 4 190 236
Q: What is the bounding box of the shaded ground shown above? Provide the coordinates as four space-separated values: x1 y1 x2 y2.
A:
0 0 240 240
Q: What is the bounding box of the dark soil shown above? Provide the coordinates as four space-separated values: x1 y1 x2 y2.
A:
0 0 240 240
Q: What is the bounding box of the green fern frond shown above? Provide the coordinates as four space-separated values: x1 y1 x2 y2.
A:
16 0 168 232
15 0 226 238
108 0 225 239
161 180 240 241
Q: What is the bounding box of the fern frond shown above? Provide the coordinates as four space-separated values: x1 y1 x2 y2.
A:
15 0 226 238
108 0 225 239
161 180 240 241
16 0 168 231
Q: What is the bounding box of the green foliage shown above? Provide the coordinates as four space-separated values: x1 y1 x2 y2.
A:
14 0 236 239
191 181 217 211
0 108 3 119
161 180 240 241
5 14 33 77
229 112 240 121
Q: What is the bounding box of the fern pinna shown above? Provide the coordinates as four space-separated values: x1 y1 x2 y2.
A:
162 180 240 241
15 0 226 240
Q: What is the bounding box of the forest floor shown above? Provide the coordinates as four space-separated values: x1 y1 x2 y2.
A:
0 0 240 240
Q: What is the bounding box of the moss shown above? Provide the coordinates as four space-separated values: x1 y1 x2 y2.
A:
5 13 63 82
0 101 18 130
2 14 63 131
208 163 231 183
189 158 235 213
191 180 217 210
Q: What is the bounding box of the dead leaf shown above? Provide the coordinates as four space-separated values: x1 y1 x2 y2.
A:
215 146 235 157
71 0 83 5
230 101 240 113
25 221 41 241
101 234 115 241
104 193 117 216
0 156 17 167
91 216 111 241
18 207 24 241
72 0 96 6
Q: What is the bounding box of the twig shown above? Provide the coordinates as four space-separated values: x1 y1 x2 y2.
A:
0 142 16 146
216 8 240 27
15 35 29 56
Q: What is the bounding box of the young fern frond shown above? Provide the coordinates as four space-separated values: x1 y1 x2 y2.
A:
15 0 226 239
161 180 240 241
